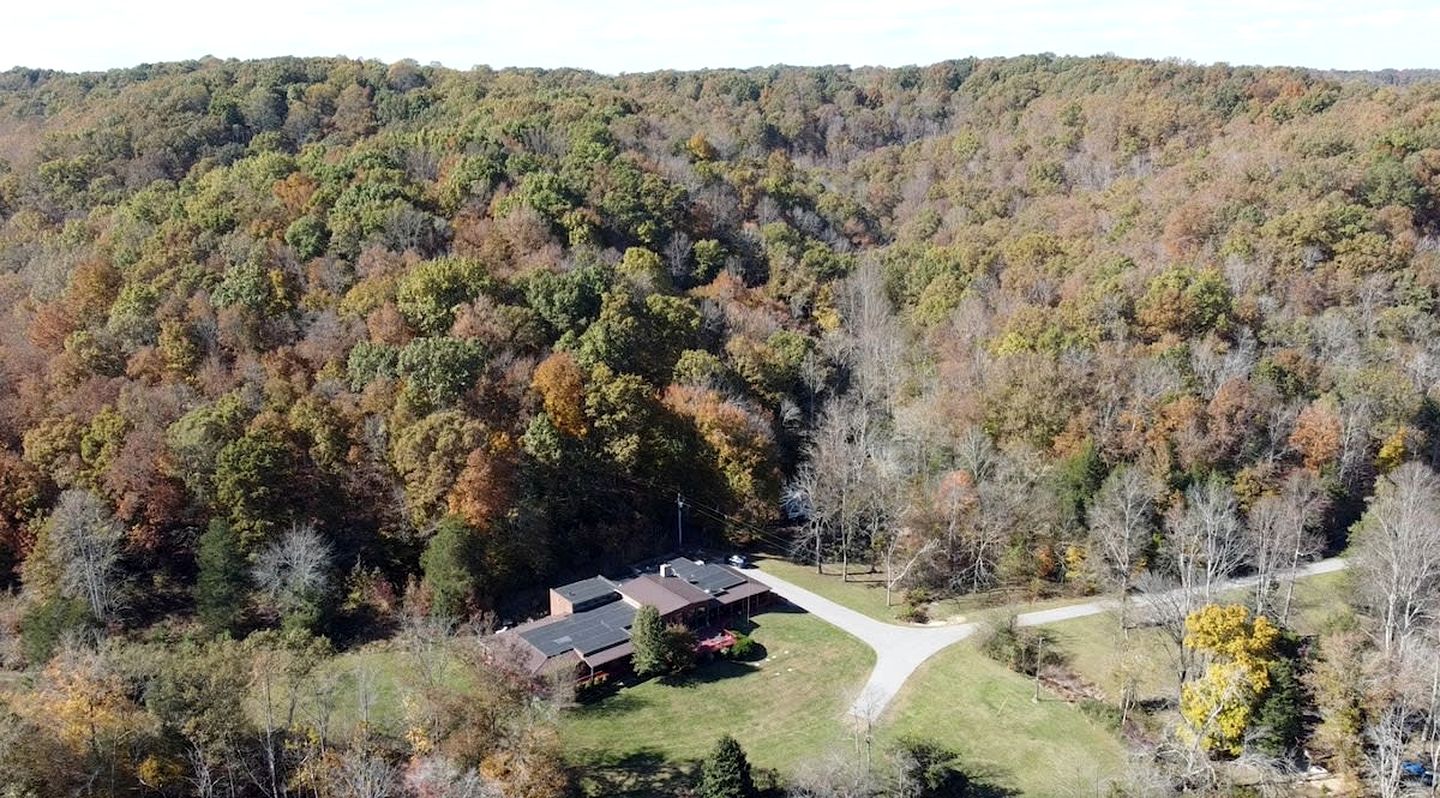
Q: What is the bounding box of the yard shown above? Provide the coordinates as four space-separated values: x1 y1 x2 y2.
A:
881 638 1130 796
560 608 875 796
756 555 1123 626
1048 568 1356 700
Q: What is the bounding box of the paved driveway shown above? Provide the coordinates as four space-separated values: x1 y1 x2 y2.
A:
739 566 977 717
741 557 1348 718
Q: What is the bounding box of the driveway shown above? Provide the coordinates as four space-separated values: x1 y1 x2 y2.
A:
1014 557 1348 627
739 566 977 717
741 557 1348 718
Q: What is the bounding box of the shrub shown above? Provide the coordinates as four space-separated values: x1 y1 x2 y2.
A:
726 631 758 660
898 604 930 624
20 597 93 665
1078 699 1123 731
980 617 1062 675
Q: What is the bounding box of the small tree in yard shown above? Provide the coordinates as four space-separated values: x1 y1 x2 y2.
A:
700 734 755 798
661 624 697 675
890 737 968 798
631 605 665 676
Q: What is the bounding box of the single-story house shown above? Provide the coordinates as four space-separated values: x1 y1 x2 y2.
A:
502 556 771 681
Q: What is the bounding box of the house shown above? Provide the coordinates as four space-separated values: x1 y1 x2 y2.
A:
502 556 771 681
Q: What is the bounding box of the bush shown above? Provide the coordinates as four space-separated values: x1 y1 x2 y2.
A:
1078 699 1123 731
890 737 968 797
980 617 1062 676
903 586 934 606
898 604 930 624
20 597 93 665
725 630 760 653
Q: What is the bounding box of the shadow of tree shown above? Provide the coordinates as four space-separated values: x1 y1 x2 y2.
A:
571 747 698 798
662 657 759 687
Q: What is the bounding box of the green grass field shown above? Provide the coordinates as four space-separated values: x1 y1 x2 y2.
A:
882 639 1129 796
560 609 875 796
1046 568 1357 714
756 556 1113 627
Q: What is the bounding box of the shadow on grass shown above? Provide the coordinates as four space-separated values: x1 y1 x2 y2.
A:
766 599 810 615
572 690 648 717
662 657 762 687
572 747 698 798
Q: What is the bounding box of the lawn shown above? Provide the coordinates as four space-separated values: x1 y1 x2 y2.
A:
881 639 1130 796
1046 568 1357 712
560 608 875 797
756 556 908 622
756 556 1109 626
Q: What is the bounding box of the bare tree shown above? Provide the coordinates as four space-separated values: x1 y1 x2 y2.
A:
1351 462 1440 658
1165 477 1248 613
1364 700 1410 798
880 531 935 608
834 260 905 414
252 523 334 623
1087 465 1155 634
1245 470 1325 622
46 489 124 623
787 749 880 798
338 749 400 798
787 396 889 581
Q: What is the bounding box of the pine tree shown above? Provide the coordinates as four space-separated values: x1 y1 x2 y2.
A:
630 604 665 677
699 734 754 798
195 518 246 635
421 515 479 618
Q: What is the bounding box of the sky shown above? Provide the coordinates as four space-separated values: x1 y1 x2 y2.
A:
6 0 1440 74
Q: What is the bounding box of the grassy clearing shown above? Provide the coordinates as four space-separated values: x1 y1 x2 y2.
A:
560 608 874 797
882 638 1129 796
246 641 472 740
1047 568 1357 711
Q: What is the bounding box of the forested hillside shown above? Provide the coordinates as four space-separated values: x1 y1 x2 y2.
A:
4 54 1440 795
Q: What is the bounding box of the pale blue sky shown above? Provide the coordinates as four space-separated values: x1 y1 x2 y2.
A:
7 1 1438 74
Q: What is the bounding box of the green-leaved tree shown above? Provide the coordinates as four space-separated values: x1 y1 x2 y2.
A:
630 604 664 677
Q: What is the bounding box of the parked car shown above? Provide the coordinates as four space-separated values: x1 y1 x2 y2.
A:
1402 761 1436 787
727 554 751 568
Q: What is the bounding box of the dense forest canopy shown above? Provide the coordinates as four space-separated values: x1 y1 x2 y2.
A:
4 53 1440 795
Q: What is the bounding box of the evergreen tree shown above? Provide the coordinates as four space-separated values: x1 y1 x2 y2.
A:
421 515 480 618
630 604 665 677
1253 657 1306 757
195 518 246 635
699 734 754 798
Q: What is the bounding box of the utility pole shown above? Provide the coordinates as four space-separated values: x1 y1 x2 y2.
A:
1033 635 1044 702
676 494 685 553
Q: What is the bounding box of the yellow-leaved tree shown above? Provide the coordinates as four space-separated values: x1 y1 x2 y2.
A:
1178 604 1280 755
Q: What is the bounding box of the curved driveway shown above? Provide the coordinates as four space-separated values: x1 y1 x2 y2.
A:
741 557 1347 718
739 566 977 717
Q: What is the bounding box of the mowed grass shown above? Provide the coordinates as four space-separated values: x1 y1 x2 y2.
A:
882 639 1129 796
756 557 908 622
560 608 874 797
1048 568 1357 708
756 556 1107 626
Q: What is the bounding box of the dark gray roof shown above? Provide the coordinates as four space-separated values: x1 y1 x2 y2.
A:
665 558 747 594
553 576 619 606
518 600 636 657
